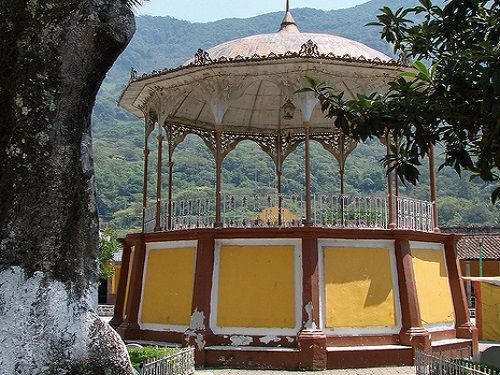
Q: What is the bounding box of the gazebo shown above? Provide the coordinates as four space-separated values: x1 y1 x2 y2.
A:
110 3 477 370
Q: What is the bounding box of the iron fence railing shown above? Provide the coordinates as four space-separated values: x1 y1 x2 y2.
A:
415 349 498 375
313 194 387 229
140 347 195 375
397 196 434 232
144 205 157 233
143 193 434 233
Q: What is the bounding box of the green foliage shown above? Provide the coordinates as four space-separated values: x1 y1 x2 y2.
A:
99 228 119 279
127 346 178 372
307 0 499 202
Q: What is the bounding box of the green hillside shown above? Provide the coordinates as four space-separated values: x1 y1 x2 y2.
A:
92 0 499 234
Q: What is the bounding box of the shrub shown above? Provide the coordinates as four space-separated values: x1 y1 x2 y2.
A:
127 346 179 372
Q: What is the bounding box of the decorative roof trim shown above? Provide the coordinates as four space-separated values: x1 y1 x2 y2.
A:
194 48 212 66
298 40 320 57
126 49 403 85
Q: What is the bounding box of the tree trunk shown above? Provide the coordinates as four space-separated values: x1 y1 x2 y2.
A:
0 1 135 373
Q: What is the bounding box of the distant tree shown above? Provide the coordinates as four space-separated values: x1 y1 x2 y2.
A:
0 0 137 373
304 0 499 202
99 227 120 279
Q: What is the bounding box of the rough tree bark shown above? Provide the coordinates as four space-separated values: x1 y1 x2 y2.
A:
0 1 135 373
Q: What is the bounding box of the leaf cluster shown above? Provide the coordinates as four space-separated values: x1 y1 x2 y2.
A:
98 227 120 279
304 0 500 202
127 346 178 372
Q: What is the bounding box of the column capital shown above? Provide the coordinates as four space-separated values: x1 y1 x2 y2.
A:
214 124 224 132
303 121 311 129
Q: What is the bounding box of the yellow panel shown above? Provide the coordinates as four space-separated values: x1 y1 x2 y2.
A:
323 247 397 328
480 282 500 341
111 265 121 294
141 247 195 326
411 248 455 325
123 249 134 318
217 245 295 328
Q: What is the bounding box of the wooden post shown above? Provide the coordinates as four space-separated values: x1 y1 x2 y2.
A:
142 146 150 233
474 280 483 340
394 238 430 354
184 235 216 366
155 128 164 231
167 123 174 231
394 135 399 198
444 237 478 354
276 133 283 226
109 240 132 329
298 237 327 370
386 135 396 229
118 237 147 340
304 122 312 226
167 158 173 230
339 131 345 196
214 125 223 228
429 145 439 232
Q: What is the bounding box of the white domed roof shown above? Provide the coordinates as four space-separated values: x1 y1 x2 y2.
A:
206 29 389 62
186 11 390 64
120 8 401 129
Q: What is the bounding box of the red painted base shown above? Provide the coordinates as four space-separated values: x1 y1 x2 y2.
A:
327 346 414 369
113 227 477 370
205 347 299 369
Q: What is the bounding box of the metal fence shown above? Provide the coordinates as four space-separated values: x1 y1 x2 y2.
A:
152 193 391 231
140 347 195 375
144 193 434 233
397 196 434 232
415 349 498 375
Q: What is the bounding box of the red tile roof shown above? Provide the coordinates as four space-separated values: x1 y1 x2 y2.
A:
457 235 500 260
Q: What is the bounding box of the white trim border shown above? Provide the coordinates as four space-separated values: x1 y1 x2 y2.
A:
138 240 198 332
317 239 402 336
409 241 456 330
210 238 303 336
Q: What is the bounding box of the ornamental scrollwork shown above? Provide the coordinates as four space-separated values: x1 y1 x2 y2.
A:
194 48 213 66
252 133 278 162
220 132 246 159
299 40 319 57
397 52 412 67
312 130 357 165
280 129 304 161
170 122 216 156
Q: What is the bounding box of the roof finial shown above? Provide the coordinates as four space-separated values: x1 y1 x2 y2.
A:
279 0 299 32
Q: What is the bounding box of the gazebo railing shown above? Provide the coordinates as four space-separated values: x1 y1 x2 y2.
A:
145 194 434 233
169 197 216 230
397 196 434 232
313 194 388 229
144 205 157 233
150 193 390 231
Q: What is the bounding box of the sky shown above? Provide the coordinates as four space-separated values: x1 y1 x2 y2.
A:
136 0 370 23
